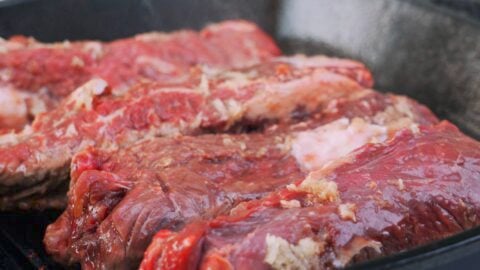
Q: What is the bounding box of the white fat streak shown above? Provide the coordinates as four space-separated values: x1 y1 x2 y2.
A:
136 56 177 74
397 178 405 191
0 85 28 122
264 234 323 270
134 32 171 42
212 98 245 127
225 99 243 122
1 125 35 147
291 118 387 171
274 55 362 69
244 70 353 121
212 99 228 120
216 69 258 89
198 74 210 95
68 79 108 110
205 20 257 33
0 132 18 145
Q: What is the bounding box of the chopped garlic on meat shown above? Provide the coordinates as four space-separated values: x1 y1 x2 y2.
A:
264 234 324 270
338 203 357 222
28 94 47 116
397 178 405 191
280 200 301 209
82 42 103 59
69 79 108 110
212 98 228 119
287 173 339 203
198 74 210 95
65 123 78 137
71 56 85 67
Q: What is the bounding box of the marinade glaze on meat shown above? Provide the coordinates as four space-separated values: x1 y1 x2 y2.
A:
44 90 438 269
0 20 281 130
140 121 480 270
0 55 372 210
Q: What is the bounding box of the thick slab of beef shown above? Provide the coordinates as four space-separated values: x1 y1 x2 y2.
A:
0 55 373 210
43 90 437 269
0 20 283 130
139 121 480 270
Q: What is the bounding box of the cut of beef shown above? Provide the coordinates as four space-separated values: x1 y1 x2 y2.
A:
0 20 282 130
0 55 373 210
44 91 437 269
139 121 480 270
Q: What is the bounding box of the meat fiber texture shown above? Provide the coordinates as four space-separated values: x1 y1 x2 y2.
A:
0 20 282 130
44 89 438 269
137 121 480 270
0 55 374 210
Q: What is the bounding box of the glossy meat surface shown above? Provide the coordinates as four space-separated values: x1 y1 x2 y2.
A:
0 20 282 130
44 91 437 269
140 122 480 270
0 55 371 210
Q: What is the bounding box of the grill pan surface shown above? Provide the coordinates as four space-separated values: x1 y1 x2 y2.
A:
0 0 479 269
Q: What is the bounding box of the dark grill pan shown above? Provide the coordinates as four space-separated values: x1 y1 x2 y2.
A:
0 0 479 269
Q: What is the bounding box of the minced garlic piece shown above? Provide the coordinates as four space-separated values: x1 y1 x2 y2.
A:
280 200 301 209
287 173 339 202
338 203 357 222
264 234 324 270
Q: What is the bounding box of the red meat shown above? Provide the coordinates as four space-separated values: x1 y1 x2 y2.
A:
0 55 371 210
140 121 480 270
0 20 282 130
44 90 436 269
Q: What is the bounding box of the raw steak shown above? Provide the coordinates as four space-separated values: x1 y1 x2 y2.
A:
0 55 372 210
0 20 282 130
44 91 437 269
140 121 480 270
